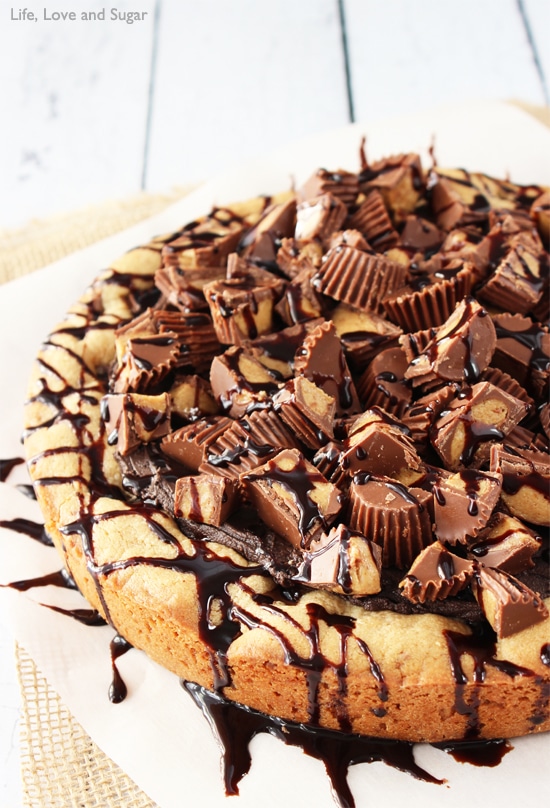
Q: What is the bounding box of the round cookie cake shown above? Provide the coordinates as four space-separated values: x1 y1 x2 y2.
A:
23 146 550 748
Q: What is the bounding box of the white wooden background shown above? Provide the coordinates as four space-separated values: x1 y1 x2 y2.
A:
1 0 549 230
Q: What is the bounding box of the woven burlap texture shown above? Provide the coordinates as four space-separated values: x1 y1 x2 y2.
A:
3 188 193 808
16 644 160 808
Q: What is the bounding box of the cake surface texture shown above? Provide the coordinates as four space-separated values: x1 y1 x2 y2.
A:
23 146 550 746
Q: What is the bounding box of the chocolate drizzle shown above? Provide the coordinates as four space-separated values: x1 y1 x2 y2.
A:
183 681 443 808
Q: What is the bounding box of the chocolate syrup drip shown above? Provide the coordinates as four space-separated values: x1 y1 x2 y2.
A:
431 737 512 767
0 517 53 546
183 682 443 808
109 634 133 703
4 567 74 592
15 484 37 499
0 456 24 482
444 625 534 738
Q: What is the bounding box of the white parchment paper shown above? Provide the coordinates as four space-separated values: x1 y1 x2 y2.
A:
0 101 549 807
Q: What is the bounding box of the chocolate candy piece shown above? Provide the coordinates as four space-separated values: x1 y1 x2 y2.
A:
428 168 490 231
479 241 546 315
204 266 285 345
348 475 433 568
356 345 412 417
245 320 322 380
209 346 280 418
295 524 382 596
404 297 496 387
399 541 475 603
101 392 171 456
160 416 233 472
490 445 550 526
242 448 342 550
472 566 548 638
294 320 361 416
468 513 541 574
174 474 239 526
201 409 300 480
169 375 219 421
431 381 530 470
531 191 550 244
313 246 408 314
383 264 473 332
401 384 457 455
327 229 371 252
433 468 502 545
273 376 335 449
295 193 348 244
342 408 421 480
239 196 297 266
154 264 225 311
331 302 402 369
347 190 400 252
400 215 445 253
275 237 323 280
360 153 424 223
491 312 550 398
298 168 359 207
275 268 324 325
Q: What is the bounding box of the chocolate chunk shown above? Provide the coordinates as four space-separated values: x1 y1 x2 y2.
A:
273 376 335 449
331 302 402 369
168 375 219 421
274 267 324 325
360 153 424 223
154 264 225 311
275 237 323 279
209 346 280 418
531 191 550 245
160 416 233 472
342 408 422 480
101 392 171 456
348 475 433 568
399 541 475 603
201 409 300 480
295 524 382 596
383 265 474 332
203 265 285 344
404 297 496 386
432 468 502 545
431 381 530 470
245 320 322 380
468 513 541 574
150 310 221 374
347 190 400 252
491 312 550 398
401 384 457 455
428 168 490 231
241 448 342 550
400 215 445 253
293 320 361 416
174 474 239 526
298 168 359 207
472 565 548 638
327 229 371 252
356 346 412 417
479 242 546 315
313 246 408 314
490 445 550 526
295 193 348 244
239 196 297 266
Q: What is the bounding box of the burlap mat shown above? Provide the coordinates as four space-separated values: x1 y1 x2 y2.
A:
2 100 548 806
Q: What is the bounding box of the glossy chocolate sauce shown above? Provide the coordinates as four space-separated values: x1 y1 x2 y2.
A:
183 681 443 808
0 517 53 546
0 456 24 482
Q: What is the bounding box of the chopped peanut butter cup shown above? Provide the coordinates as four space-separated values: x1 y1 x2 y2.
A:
468 513 541 574
174 474 239 526
472 566 548 638
101 392 171 455
490 445 550 526
400 541 475 604
313 246 408 314
348 474 433 568
433 468 502 545
242 448 342 550
347 189 400 252
356 346 411 417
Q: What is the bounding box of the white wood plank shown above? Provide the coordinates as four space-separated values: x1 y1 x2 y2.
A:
344 0 547 124
145 0 350 192
0 0 156 228
523 0 550 103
